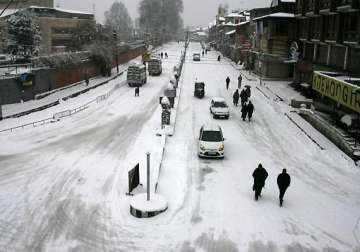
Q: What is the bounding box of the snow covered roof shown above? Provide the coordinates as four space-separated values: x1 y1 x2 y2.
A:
225 22 237 26
252 12 295 21
197 32 206 36
226 13 244 18
218 17 225 21
238 21 250 26
225 30 236 35
0 9 19 18
30 6 93 15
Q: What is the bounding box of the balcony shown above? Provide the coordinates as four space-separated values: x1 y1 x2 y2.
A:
337 0 359 12
306 0 320 17
343 31 359 44
325 30 339 42
311 30 323 41
295 0 308 18
319 0 337 14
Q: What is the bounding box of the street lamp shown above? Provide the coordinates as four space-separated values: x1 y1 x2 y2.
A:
113 31 119 73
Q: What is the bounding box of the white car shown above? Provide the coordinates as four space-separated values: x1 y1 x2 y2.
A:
210 97 230 119
198 124 225 158
193 53 201 61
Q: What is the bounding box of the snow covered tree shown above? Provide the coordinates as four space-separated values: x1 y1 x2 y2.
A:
69 22 97 51
7 10 41 58
138 0 183 43
105 1 133 42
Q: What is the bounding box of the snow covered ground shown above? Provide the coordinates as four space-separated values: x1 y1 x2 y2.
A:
0 42 359 251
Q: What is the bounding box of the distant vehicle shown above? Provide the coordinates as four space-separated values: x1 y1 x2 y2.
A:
198 124 225 158
210 97 230 119
206 45 211 51
142 51 150 63
193 53 201 61
194 81 205 98
127 64 147 87
148 58 162 76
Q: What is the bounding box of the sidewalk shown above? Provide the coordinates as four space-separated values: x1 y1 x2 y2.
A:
2 63 132 118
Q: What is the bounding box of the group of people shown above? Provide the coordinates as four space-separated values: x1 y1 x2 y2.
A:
160 52 168 59
227 75 254 122
252 164 291 207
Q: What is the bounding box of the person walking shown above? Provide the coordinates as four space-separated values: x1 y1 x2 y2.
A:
165 52 168 58
252 163 268 201
277 169 291 207
218 55 221 61
135 86 140 97
245 86 251 99
237 74 242 89
241 101 248 121
161 52 164 59
240 88 248 107
226 76 230 90
233 89 240 106
247 100 254 121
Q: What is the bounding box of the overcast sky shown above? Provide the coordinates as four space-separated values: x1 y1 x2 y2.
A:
55 0 271 27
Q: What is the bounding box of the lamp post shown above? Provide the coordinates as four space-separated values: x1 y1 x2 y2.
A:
352 88 360 147
113 31 119 73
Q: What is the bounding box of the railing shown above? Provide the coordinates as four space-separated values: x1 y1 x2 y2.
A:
0 82 124 134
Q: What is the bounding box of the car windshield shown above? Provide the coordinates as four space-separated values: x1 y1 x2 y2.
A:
201 130 223 142
213 102 227 107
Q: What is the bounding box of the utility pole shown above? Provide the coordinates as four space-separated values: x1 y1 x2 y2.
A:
113 31 119 73
146 152 151 201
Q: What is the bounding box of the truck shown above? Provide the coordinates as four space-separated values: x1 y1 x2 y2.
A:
148 58 162 76
127 64 147 87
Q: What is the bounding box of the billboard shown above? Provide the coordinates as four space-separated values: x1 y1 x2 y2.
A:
313 71 360 113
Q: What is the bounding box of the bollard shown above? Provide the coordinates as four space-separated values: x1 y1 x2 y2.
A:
146 152 150 201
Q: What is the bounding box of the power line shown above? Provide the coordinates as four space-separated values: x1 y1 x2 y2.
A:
0 0 16 17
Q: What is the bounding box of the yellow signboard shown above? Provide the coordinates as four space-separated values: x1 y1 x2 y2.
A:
313 71 360 113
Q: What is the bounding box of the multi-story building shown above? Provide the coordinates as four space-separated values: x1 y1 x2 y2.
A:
0 6 95 54
248 0 296 79
296 0 360 77
0 0 53 9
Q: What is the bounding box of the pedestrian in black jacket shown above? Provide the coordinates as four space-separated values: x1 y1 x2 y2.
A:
247 100 254 121
277 169 291 207
241 102 248 121
240 88 248 107
252 163 268 201
226 76 230 90
233 89 240 106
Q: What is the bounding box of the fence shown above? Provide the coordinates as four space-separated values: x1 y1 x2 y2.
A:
0 81 124 134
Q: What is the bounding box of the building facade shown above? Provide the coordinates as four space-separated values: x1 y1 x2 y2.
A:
0 0 53 9
0 6 95 54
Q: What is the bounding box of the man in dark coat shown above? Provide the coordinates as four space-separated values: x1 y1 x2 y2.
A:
247 100 254 121
226 76 230 90
135 86 140 97
252 163 268 201
233 89 240 106
218 55 221 61
277 169 291 207
241 102 248 121
237 74 242 89
240 88 248 107
245 86 251 98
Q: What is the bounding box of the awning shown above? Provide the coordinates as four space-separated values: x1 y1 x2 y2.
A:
225 30 236 36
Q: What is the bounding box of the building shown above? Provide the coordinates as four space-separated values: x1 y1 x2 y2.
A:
248 0 296 79
0 0 53 9
295 0 360 85
294 0 360 122
0 6 95 54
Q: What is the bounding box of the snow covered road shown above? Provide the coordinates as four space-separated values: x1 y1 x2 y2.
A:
0 42 359 251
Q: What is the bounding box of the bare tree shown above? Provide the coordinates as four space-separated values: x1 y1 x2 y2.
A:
105 1 133 42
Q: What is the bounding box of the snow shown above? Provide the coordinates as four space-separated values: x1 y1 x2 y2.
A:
130 193 167 212
253 12 295 21
0 42 359 251
225 30 236 35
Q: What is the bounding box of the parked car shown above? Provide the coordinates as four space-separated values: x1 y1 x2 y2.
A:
194 81 205 98
127 64 147 87
198 124 225 158
210 97 230 119
148 57 162 76
193 53 201 61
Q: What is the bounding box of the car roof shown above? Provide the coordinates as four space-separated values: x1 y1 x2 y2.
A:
212 97 226 102
201 123 222 132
